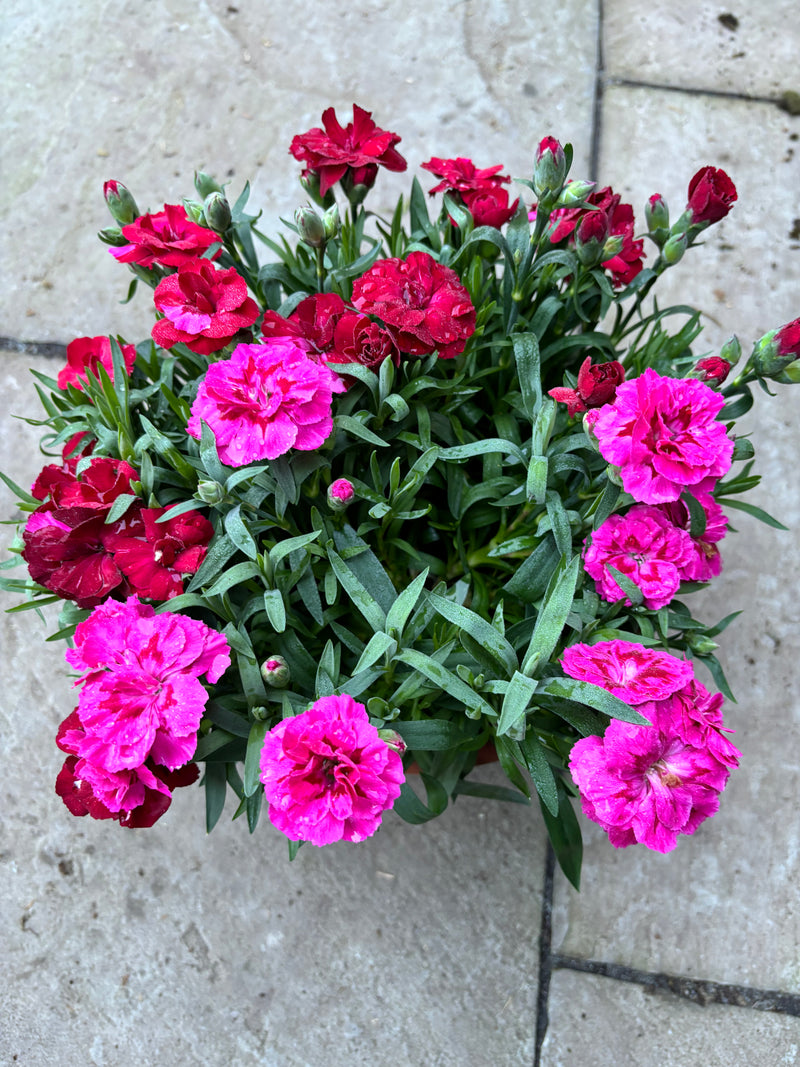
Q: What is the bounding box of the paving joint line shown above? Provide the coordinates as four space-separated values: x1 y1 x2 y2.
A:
603 76 789 110
0 336 67 359
551 955 800 1018
588 0 605 183
533 844 555 1067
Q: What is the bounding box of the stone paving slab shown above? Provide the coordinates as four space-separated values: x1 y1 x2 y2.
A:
2 0 596 345
603 0 800 99
552 87 800 995
541 970 800 1067
0 351 545 1065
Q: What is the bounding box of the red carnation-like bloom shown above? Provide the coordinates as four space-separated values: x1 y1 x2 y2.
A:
289 104 407 197
686 166 737 225
31 454 138 509
549 186 645 287
262 292 399 375
549 357 625 416
110 204 220 268
151 259 259 355
58 336 137 391
352 251 476 360
421 156 519 228
775 318 800 359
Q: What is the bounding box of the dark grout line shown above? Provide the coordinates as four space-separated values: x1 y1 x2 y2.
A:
604 76 785 109
0 336 66 359
551 955 800 1018
588 0 605 183
533 843 556 1067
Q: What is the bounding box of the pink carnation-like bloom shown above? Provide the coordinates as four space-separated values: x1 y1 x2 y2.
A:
584 504 695 610
66 596 230 773
352 250 476 360
58 336 137 391
110 204 220 268
586 368 734 503
259 694 405 846
569 688 740 852
657 493 728 582
561 640 694 705
151 259 259 355
187 340 346 466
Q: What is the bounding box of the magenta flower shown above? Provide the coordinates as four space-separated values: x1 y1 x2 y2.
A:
657 493 728 582
66 596 230 772
187 340 346 466
584 504 695 610
569 692 739 852
561 640 694 705
586 368 734 503
259 694 405 846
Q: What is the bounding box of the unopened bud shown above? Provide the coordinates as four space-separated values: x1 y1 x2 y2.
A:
377 729 407 756
97 226 128 247
644 193 669 233
103 180 139 225
194 171 224 199
260 655 290 688
556 179 595 208
203 191 231 234
182 198 205 224
720 335 742 369
575 210 610 267
294 205 326 247
327 478 355 511
600 235 624 261
693 356 731 385
662 232 688 265
195 480 226 506
299 168 335 208
322 203 340 240
687 634 719 656
533 136 567 200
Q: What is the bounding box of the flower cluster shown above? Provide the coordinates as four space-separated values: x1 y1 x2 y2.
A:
4 104 798 877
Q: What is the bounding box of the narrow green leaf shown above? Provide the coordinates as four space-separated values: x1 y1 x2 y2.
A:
385 568 429 637
392 719 469 751
538 677 649 724
244 720 270 796
512 333 542 419
439 438 525 464
263 588 287 632
103 493 138 525
540 783 583 890
224 504 258 560
519 733 558 816
334 414 389 448
429 594 518 677
202 560 262 598
605 564 644 606
392 775 448 824
354 630 396 674
327 548 387 632
269 529 321 569
497 671 538 737
204 761 228 832
526 455 548 504
521 554 581 675
452 780 530 804
714 497 789 531
396 648 495 719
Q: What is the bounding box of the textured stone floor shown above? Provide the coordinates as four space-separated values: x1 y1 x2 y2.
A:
2 2 799 1064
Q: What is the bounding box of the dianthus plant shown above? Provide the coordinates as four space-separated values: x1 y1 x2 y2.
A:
3 104 799 887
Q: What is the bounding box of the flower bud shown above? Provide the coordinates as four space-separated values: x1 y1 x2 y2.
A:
556 179 595 209
97 226 129 247
103 180 139 226
533 136 567 200
686 166 737 225
662 232 688 265
299 168 336 208
203 191 232 234
182 198 205 224
600 235 624 261
195 480 227 506
720 335 742 370
574 210 610 267
377 729 407 756
322 203 340 240
693 357 731 385
752 319 800 378
194 171 224 199
687 634 719 656
294 205 326 248
645 193 669 232
260 655 290 688
327 477 355 511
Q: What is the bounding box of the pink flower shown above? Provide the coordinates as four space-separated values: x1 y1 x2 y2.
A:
151 259 259 355
110 204 220 268
584 505 695 610
686 166 737 225
57 336 137 391
586 368 734 503
289 104 407 197
328 478 355 508
352 251 476 360
65 596 230 772
259 694 405 846
561 640 694 704
549 356 625 416
657 494 728 582
187 340 346 466
569 690 739 852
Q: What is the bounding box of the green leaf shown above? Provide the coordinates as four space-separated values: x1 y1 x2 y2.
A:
504 536 560 603
605 564 644 606
199 421 226 484
396 648 495 719
269 530 321 569
519 733 559 816
540 783 583 890
392 719 470 751
203 700 251 738
497 671 538 738
521 554 581 675
204 761 228 832
334 414 388 448
681 491 707 538
452 780 530 804
512 333 542 419
201 560 262 598
526 455 548 504
714 497 788 531
224 504 258 560
104 493 138 525
187 533 237 591
428 594 518 677
244 720 270 796
327 548 387 632
263 588 287 632
538 676 649 725
353 630 396 673
439 438 525 464
545 490 572 557
385 568 429 637
194 729 236 761
393 775 448 824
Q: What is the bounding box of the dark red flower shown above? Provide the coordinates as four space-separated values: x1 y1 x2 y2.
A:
104 504 213 601
58 336 138 391
262 292 346 353
775 318 800 359
549 357 626 416
329 313 400 370
686 167 737 225
352 251 476 360
549 186 644 287
289 104 407 197
109 204 220 268
421 156 510 196
695 357 731 384
151 259 259 355
31 455 138 510
461 184 519 228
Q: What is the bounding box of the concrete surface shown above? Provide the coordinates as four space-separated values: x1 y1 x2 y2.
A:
2 1 800 1065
